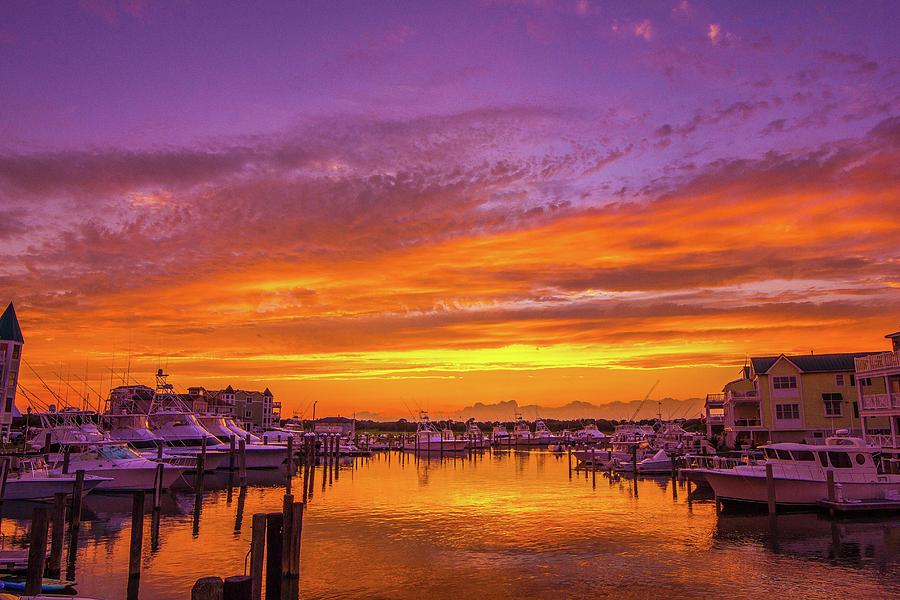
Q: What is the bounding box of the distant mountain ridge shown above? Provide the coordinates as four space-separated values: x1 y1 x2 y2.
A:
452 398 706 422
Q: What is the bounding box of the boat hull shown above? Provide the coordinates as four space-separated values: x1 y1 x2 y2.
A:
2 476 106 501
702 470 900 506
402 440 469 452
88 465 188 491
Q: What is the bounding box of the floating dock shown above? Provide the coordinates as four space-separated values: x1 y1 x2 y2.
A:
817 498 900 517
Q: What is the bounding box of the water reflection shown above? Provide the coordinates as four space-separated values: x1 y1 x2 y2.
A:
0 450 895 599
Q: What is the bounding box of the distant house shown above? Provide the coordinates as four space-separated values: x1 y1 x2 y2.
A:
202 385 281 432
313 416 355 436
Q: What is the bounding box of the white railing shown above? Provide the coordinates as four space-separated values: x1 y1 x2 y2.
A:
855 350 900 374
865 433 898 448
726 389 759 402
707 415 725 423
860 393 900 411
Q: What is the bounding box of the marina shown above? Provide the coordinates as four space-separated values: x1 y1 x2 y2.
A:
0 446 895 599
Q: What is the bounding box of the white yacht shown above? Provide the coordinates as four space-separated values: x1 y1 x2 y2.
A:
196 415 288 469
531 419 556 445
490 424 510 445
510 415 533 445
698 434 900 507
617 449 672 474
573 423 607 442
1 457 109 501
402 413 468 452
465 420 489 448
47 442 188 491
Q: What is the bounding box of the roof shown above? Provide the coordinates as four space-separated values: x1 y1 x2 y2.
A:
886 331 900 339
0 303 23 343
751 352 879 374
263 387 272 396
316 416 353 423
224 385 235 393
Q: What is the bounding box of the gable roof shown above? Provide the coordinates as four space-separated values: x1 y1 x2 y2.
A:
0 303 23 343
751 352 880 375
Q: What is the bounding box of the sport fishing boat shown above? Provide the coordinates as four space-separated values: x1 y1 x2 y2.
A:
531 419 557 446
491 423 510 445
697 433 900 507
26 410 106 451
1 457 109 501
46 442 188 491
465 420 489 448
195 415 288 469
510 415 533 446
573 423 607 443
402 413 468 453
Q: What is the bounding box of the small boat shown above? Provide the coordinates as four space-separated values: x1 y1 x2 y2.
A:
0 576 76 592
630 449 673 474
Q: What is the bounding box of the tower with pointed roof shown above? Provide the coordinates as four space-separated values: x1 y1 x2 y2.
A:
0 303 24 437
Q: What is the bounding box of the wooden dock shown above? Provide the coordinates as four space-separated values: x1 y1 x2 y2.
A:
817 498 900 516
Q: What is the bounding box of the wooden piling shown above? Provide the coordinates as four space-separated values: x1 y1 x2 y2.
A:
62 447 71 474
631 445 638 478
286 435 294 476
70 469 85 530
250 514 266 600
239 439 248 487
826 469 835 502
153 462 165 511
289 501 303 578
280 495 293 580
128 491 146 593
229 435 237 471
765 462 776 514
192 576 224 600
47 492 67 576
223 575 252 600
25 506 50 595
195 454 205 491
0 456 9 504
43 431 52 454
264 513 283 600
157 443 164 461
591 448 596 486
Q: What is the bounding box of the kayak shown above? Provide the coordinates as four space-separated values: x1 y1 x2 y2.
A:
0 576 76 592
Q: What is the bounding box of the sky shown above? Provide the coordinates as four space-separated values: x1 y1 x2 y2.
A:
1 0 899 420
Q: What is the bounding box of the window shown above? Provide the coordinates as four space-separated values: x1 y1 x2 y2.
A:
775 403 800 420
836 374 844 386
773 376 797 389
859 377 873 387
775 449 792 460
245 410 252 418
855 454 866 466
11 346 19 360
853 402 859 419
791 450 816 461
817 451 828 467
823 393 843 416
6 371 15 387
850 374 856 386
827 451 852 468
3 397 10 412
764 448 777 459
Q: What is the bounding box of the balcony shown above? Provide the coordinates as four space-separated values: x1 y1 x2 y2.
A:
860 393 900 414
707 415 725 424
855 350 900 375
865 433 898 449
725 390 760 403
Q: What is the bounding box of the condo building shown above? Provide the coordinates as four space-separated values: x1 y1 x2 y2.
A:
0 303 23 438
854 331 900 453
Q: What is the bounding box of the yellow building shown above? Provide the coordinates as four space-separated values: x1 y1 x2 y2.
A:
720 352 885 448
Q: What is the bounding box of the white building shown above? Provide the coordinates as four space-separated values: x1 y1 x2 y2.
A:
855 330 900 453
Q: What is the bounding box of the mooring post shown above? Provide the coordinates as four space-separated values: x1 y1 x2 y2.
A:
591 448 596 487
826 469 835 502
153 462 164 511
157 443 164 461
25 506 50 595
127 491 146 595
631 445 638 478
70 469 85 530
0 457 9 510
62 447 71 474
223 575 252 600
239 439 248 487
192 576 224 600
43 431 52 454
229 435 237 471
289 501 303 578
250 513 266 600
765 462 776 514
47 492 67 576
286 435 294 476
264 512 283 600
280 495 293 580
195 454 205 491
567 447 572 478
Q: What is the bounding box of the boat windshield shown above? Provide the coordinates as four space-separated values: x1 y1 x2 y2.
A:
99 445 140 460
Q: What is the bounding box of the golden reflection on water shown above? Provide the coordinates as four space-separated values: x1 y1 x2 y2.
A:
0 450 897 599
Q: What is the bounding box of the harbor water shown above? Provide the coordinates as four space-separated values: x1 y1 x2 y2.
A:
0 449 897 599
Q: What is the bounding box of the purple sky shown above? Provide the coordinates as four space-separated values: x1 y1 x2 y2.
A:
1 1 899 414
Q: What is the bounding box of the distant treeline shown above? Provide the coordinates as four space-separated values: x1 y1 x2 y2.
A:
353 418 703 434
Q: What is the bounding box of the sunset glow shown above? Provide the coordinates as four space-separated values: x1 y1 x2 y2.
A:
2 1 898 418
